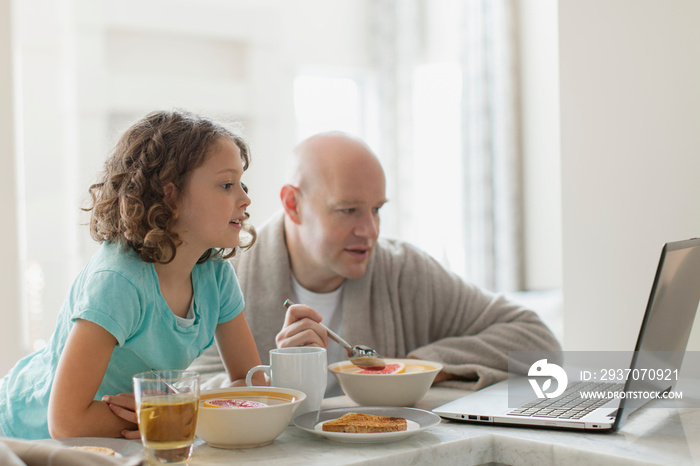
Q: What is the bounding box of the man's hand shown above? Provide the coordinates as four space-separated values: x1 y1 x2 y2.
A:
102 393 140 439
275 303 329 349
431 371 457 384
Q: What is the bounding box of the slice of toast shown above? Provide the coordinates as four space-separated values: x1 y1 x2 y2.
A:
71 446 116 456
322 412 407 433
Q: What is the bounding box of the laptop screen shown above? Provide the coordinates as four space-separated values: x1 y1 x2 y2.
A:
614 238 700 429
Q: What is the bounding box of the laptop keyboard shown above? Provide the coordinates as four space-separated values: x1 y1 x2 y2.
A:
507 381 624 419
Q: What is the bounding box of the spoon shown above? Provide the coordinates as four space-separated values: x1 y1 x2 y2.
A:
283 299 385 369
150 370 180 394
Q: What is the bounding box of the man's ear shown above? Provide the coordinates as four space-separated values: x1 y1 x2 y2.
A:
280 184 302 224
163 182 178 207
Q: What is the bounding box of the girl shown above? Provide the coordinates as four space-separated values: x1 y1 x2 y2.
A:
0 110 263 439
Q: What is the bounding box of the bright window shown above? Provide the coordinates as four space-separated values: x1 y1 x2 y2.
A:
294 74 362 140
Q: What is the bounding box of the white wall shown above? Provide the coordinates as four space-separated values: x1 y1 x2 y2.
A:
0 0 25 376
559 0 700 351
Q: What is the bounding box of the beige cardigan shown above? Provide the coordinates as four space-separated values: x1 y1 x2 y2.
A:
190 212 561 390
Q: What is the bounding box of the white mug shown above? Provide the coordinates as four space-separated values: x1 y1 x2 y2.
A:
246 347 327 416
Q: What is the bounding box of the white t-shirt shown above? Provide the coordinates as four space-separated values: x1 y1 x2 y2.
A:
290 275 345 396
174 299 196 328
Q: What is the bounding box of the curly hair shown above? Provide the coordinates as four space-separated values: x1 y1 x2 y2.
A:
84 109 257 264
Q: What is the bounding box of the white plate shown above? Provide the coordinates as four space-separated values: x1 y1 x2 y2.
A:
293 406 441 443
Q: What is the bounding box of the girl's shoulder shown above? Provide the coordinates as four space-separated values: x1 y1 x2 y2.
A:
84 242 153 283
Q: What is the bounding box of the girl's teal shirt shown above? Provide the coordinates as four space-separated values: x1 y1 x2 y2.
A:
0 242 243 439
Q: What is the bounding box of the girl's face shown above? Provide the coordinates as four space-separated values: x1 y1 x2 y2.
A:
173 137 251 254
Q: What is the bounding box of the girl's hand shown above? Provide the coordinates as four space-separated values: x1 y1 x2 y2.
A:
102 393 141 439
227 372 268 387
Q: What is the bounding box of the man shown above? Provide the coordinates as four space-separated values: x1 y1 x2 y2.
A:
191 131 560 395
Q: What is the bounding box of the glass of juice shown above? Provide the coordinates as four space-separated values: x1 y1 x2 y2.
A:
133 370 200 463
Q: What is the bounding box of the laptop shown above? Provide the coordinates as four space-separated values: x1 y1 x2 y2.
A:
433 237 700 431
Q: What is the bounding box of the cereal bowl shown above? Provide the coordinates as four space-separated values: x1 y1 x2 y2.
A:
196 386 306 449
329 358 443 406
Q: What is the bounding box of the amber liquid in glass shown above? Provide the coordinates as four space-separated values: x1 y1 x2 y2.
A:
138 396 198 462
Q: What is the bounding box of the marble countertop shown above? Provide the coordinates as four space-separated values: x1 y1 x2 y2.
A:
42 387 700 465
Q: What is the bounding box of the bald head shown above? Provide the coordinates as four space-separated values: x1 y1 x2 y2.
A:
289 132 385 195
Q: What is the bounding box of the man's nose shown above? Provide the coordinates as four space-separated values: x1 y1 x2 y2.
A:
354 212 379 238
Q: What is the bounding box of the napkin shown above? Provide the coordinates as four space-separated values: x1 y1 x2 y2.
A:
0 439 145 466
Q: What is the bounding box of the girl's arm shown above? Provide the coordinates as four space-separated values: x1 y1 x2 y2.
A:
48 319 138 438
216 313 265 386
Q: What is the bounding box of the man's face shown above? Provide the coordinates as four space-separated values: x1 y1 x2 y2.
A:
295 161 387 292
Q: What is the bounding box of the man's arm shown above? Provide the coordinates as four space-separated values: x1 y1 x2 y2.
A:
408 291 561 388
378 241 561 390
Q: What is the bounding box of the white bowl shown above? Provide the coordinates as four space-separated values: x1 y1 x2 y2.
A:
329 358 443 407
196 386 306 449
